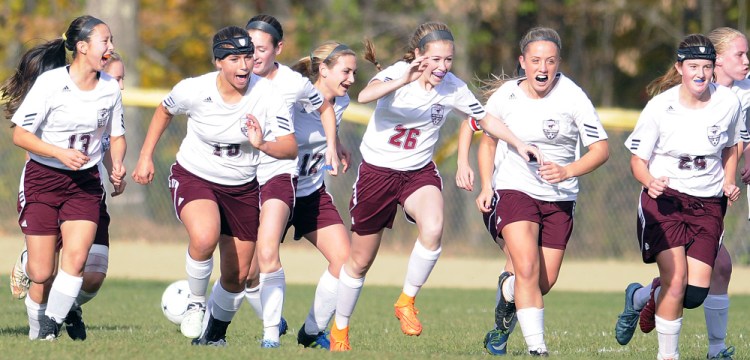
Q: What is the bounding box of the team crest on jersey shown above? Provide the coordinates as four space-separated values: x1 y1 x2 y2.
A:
240 118 249 137
431 104 445 125
707 125 721 146
542 119 560 139
97 108 109 128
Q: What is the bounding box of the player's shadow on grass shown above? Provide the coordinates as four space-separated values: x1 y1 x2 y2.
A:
0 326 30 336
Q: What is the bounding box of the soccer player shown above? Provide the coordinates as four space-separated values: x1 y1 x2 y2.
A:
285 41 356 350
9 53 127 342
132 26 295 346
699 26 750 360
471 27 609 356
242 14 341 348
2 15 126 340
615 34 741 360
329 21 541 351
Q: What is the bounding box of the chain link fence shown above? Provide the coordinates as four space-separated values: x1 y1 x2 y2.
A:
1 103 749 264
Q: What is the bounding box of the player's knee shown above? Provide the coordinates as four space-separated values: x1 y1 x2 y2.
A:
683 285 709 309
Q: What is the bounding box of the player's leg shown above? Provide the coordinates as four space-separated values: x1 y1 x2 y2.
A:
502 220 545 355
330 230 382 352
179 199 221 338
704 244 733 359
397 184 443 336
298 222 349 349
193 235 255 347
256 198 291 347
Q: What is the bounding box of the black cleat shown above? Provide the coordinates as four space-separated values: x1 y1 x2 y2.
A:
64 304 87 340
191 314 229 347
39 315 61 341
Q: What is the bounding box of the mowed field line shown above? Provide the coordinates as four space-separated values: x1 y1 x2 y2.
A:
3 237 750 293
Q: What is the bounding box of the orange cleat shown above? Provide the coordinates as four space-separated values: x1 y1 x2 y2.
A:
394 294 422 336
329 320 351 352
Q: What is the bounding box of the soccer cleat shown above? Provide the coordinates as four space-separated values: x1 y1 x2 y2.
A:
708 346 735 359
495 271 517 332
260 339 280 348
484 328 510 355
639 277 660 334
615 282 643 345
191 314 229 347
64 304 87 341
297 324 330 349
529 348 549 357
329 320 350 352
394 296 422 336
10 247 30 300
181 302 206 338
279 316 288 336
38 315 60 341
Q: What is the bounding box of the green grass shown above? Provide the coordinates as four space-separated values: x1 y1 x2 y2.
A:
0 279 747 359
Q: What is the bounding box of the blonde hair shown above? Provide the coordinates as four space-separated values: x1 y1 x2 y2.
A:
646 34 714 97
292 41 355 83
708 27 746 56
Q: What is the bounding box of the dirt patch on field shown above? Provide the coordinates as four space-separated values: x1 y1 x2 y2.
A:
3 237 749 293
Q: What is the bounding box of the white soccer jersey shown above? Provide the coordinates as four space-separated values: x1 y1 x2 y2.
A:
731 78 750 142
359 61 487 171
256 63 324 185
295 95 350 197
489 73 607 201
163 71 291 186
625 83 741 198
12 67 125 170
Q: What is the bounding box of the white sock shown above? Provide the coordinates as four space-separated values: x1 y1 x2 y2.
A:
704 294 729 357
633 284 651 310
656 315 681 360
244 285 263 320
304 269 338 335
209 281 244 323
185 252 212 303
517 307 546 353
502 275 516 303
76 289 97 307
334 266 364 329
260 268 286 342
402 240 441 297
45 269 83 324
25 296 45 340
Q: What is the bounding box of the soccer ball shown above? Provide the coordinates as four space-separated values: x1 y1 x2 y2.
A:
161 280 191 325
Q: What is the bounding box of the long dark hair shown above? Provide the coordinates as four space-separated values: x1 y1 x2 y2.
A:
1 15 105 120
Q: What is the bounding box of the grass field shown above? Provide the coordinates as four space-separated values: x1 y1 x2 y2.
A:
0 279 747 359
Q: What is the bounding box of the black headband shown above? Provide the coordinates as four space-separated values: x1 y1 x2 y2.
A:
323 44 350 63
245 20 282 42
677 45 716 62
417 29 454 49
213 35 254 59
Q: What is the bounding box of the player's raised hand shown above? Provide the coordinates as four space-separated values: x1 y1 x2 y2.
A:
403 55 429 84
245 114 265 149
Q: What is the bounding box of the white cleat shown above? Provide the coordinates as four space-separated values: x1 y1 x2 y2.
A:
180 302 205 338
